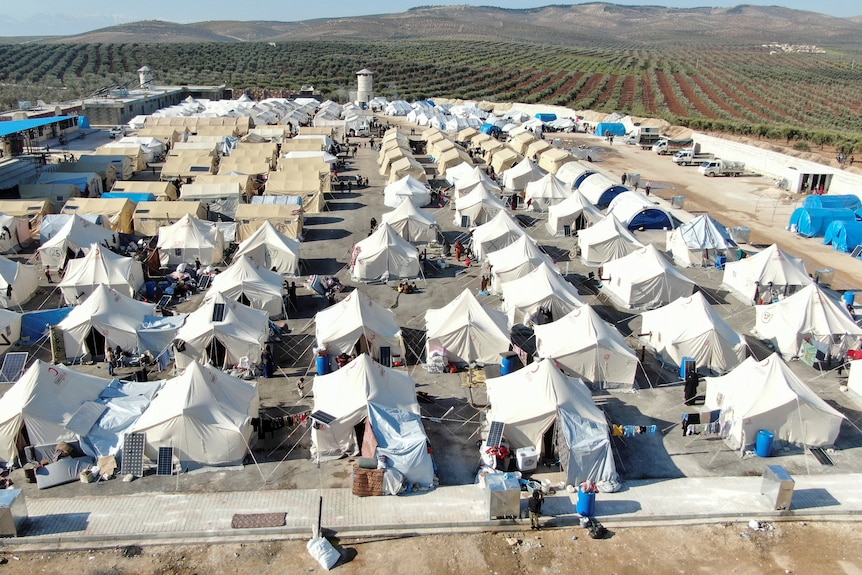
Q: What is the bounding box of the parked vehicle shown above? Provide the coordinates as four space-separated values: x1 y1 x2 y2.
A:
672 148 714 166
624 126 661 150
698 159 745 177
653 138 694 155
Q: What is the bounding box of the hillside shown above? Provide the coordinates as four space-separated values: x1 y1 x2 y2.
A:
32 4 862 50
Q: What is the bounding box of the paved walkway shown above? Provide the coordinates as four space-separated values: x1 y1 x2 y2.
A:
5 473 862 550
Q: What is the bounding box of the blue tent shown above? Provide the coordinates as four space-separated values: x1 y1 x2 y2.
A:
77 116 90 129
824 220 862 253
21 308 73 343
789 207 856 237
535 113 557 122
595 123 626 137
803 194 861 211
480 123 501 136
574 171 595 188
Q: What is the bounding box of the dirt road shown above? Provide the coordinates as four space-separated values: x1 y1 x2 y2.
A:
1 521 858 574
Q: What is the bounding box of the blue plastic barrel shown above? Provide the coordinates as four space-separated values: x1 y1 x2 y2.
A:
500 353 518 375
715 255 727 270
577 488 596 516
316 355 331 376
756 430 774 457
843 291 856 307
145 280 157 300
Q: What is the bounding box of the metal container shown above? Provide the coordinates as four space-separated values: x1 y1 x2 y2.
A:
485 472 521 519
815 268 835 288
671 195 686 209
761 465 794 511
0 489 27 536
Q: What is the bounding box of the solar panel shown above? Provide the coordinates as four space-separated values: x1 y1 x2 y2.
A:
197 275 212 290
852 245 862 259
0 352 28 383
120 432 146 477
156 295 172 309
212 302 226 322
486 421 505 449
156 446 174 476
309 410 336 427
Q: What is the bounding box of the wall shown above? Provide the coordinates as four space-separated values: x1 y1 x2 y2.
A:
694 133 862 197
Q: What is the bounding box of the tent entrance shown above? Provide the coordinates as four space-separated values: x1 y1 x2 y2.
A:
238 292 251 307
206 337 228 368
542 422 556 461
84 328 106 360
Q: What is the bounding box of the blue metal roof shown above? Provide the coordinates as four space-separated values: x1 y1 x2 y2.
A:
0 116 77 138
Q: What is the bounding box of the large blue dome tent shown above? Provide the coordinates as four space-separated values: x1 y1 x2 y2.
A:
788 207 856 237
803 194 862 211
824 220 862 253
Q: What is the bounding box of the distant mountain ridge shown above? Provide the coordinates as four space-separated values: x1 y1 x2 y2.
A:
13 3 862 49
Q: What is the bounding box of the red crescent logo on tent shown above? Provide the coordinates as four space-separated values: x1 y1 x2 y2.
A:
530 363 541 373
685 297 692 304
603 354 610 360
761 358 770 366
572 309 581 317
48 367 59 376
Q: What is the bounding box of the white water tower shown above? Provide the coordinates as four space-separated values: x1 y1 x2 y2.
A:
356 68 373 105
138 66 153 89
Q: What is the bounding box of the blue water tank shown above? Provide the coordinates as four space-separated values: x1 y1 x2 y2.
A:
577 488 596 516
843 291 856 307
316 355 331 376
77 116 90 129
500 353 518 375
756 430 774 457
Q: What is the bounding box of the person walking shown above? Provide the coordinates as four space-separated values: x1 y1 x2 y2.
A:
296 377 306 398
261 347 274 378
44 266 52 283
528 489 544 530
645 180 652 196
621 173 627 186
454 239 464 261
105 347 115 377
288 281 298 313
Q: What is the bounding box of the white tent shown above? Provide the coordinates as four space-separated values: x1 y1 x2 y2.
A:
0 255 39 309
383 175 431 208
546 191 603 236
722 244 812 305
444 161 476 185
602 245 695 310
58 244 144 305
425 288 510 365
208 254 285 318
130 361 258 468
524 172 571 212
501 158 545 192
315 290 404 361
0 308 20 351
485 359 619 489
578 214 644 266
38 214 115 270
847 359 862 398
705 354 844 450
311 355 433 488
452 166 502 197
178 182 243 221
753 283 862 359
56 284 154 361
0 213 31 253
606 191 674 230
174 291 269 369
641 291 747 374
534 305 637 389
486 234 555 293
231 220 300 275
555 161 594 188
578 172 626 208
350 223 420 282
156 214 225 266
381 200 439 244
0 360 109 463
667 214 737 267
470 210 527 259
500 262 585 326
453 185 506 227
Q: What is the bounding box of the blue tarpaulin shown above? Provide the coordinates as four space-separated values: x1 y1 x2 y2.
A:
803 194 861 211
824 220 862 253
480 123 501 135
788 207 857 238
101 192 155 203
0 116 77 138
20 308 73 343
535 113 557 122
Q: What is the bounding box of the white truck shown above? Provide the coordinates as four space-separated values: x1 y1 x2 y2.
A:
698 159 745 177
624 126 661 150
652 137 694 155
672 148 713 166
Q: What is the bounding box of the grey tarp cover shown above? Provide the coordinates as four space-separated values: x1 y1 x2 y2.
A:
556 407 620 491
81 379 164 459
137 314 189 370
367 402 435 488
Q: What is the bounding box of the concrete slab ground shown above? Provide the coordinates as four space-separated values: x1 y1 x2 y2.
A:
1 120 861 549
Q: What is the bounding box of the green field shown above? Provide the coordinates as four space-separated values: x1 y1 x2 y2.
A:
2 40 862 151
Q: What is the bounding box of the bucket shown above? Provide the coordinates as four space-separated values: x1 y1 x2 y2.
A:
316 355 331 376
843 291 856 307
755 430 774 457
79 470 94 483
576 488 596 516
500 352 518 376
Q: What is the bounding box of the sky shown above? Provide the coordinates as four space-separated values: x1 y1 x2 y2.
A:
1 1 859 37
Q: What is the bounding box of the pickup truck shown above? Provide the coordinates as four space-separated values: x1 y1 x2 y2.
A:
672 149 714 166
652 138 694 155
698 159 745 177
624 131 661 150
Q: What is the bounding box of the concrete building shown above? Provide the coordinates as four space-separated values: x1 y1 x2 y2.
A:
356 69 374 106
